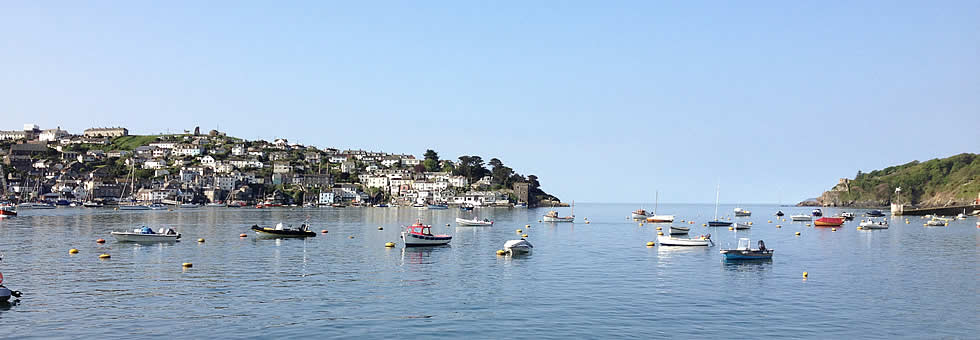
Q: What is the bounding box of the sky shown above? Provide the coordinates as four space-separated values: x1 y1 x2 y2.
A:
1 1 977 204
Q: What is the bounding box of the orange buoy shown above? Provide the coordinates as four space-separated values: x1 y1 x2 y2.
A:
321 230 328 233
96 238 106 244
239 233 248 238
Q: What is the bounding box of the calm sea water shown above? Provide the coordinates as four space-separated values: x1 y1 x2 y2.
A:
0 203 976 339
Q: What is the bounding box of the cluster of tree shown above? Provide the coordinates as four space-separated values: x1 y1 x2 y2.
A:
421 149 558 203
842 153 979 204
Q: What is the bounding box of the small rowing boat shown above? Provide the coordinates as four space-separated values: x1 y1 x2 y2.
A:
720 238 773 260
251 223 316 238
657 234 712 246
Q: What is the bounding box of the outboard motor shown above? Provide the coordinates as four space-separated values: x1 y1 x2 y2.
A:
758 240 767 251
0 272 23 303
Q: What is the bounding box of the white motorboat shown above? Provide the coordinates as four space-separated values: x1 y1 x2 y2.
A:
925 219 947 227
455 217 493 226
734 207 751 217
82 201 102 208
657 234 712 246
206 202 227 207
119 204 150 211
859 220 889 229
401 220 452 246
179 203 201 208
542 208 574 222
503 239 533 255
734 222 751 230
669 226 690 234
791 214 812 221
0 204 16 218
630 209 648 220
110 226 181 242
147 203 167 210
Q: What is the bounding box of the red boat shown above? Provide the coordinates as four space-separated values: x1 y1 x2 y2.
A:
400 219 452 247
814 217 845 227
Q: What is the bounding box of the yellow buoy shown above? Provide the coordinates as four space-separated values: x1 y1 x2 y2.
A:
831 228 837 232
69 248 79 254
803 271 808 278
378 226 383 230
197 238 205 243
516 229 522 233
856 226 862 230
585 221 590 224
349 236 355 239
522 234 528 238
748 222 753 225
702 223 707 227
646 241 655 247
525 224 530 228
795 232 801 236
656 227 662 231
776 225 781 228
385 242 395 248
99 253 111 259
728 227 734 230
657 231 664 236
805 223 811 227
639 223 643 227
768 220 772 223
496 249 506 256
182 262 193 268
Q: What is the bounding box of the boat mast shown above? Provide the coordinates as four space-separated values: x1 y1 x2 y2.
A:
714 184 720 221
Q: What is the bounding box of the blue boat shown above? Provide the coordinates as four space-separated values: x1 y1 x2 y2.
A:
720 238 773 260
811 208 823 217
427 204 449 210
459 205 474 211
708 220 733 227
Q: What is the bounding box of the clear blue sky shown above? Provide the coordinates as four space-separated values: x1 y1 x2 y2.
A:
2 1 977 204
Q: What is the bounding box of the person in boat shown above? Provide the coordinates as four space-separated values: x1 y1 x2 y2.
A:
140 226 155 234
758 240 767 252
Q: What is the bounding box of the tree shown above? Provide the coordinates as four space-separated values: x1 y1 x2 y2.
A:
528 175 540 189
454 155 489 183
423 149 439 162
441 161 455 173
423 149 440 172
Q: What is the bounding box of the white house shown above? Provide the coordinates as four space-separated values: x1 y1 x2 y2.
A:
143 159 167 169
401 157 421 166
364 176 389 190
273 162 291 174
231 144 246 156
318 192 335 205
214 176 237 191
149 141 177 149
173 144 204 157
39 128 70 142
200 155 216 167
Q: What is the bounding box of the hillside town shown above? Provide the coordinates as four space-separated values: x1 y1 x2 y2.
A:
0 124 558 208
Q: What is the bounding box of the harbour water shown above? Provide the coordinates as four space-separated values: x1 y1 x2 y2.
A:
0 203 976 339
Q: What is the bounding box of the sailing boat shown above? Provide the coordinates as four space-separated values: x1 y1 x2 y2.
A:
543 201 574 222
708 184 732 227
119 162 149 210
646 191 675 223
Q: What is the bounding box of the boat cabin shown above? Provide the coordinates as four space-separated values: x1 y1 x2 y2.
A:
406 222 434 236
633 209 647 215
545 211 559 218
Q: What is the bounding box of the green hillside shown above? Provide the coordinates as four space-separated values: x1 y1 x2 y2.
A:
816 153 979 207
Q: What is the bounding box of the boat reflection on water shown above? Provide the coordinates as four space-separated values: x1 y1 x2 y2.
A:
400 247 444 265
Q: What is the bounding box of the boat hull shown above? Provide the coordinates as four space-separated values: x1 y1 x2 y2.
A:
251 226 316 238
734 223 751 230
657 235 710 246
630 213 648 220
721 249 774 260
401 232 452 247
646 215 675 223
455 218 493 226
503 239 533 254
814 217 845 227
791 216 812 221
859 221 889 229
110 232 180 242
669 226 690 234
542 216 574 222
707 221 732 227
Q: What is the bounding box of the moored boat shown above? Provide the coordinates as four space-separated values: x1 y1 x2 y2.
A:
147 203 167 210
924 219 947 227
646 215 675 223
865 210 885 217
459 204 474 211
814 217 845 227
733 207 751 217
720 238 773 260
119 204 150 211
205 202 227 207
791 214 812 221
734 222 751 230
840 212 855 220
657 234 712 246
251 223 316 238
82 201 102 208
631 209 648 220
708 185 731 227
18 202 55 209
811 209 823 217
775 210 784 217
179 203 201 209
110 226 181 242
669 226 690 234
859 219 889 229
542 210 574 222
503 238 533 255
401 220 452 247
0 204 17 218
427 204 449 210
455 217 493 226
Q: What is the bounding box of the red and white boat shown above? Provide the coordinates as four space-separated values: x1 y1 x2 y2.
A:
401 219 452 247
0 204 16 218
814 217 845 227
